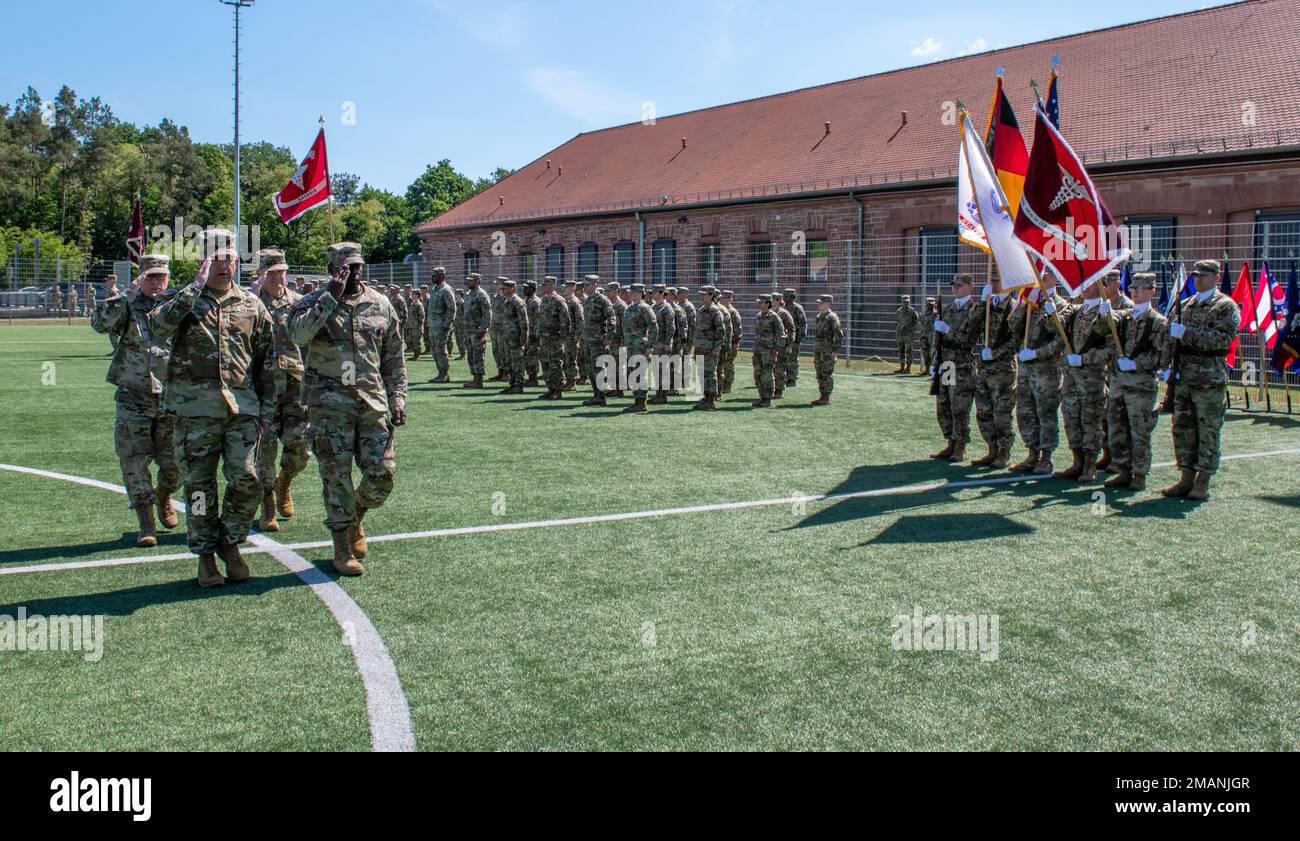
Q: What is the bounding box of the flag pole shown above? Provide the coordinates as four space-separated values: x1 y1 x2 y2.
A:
320 116 336 243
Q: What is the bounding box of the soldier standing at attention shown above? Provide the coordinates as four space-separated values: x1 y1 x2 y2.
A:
147 231 277 588
1008 280 1068 475
453 289 467 359
461 273 491 388
715 288 732 401
667 288 688 396
693 286 726 410
1105 272 1169 492
772 294 796 400
929 274 982 462
287 242 407 577
489 280 507 382
1161 260 1241 500
563 280 583 391
579 274 616 406
90 253 181 548
606 281 626 398
523 279 542 387
621 283 656 413
253 248 309 533
536 275 571 400
425 267 456 382
387 285 409 345
405 286 424 361
971 284 1017 469
721 290 742 394
493 278 528 394
676 286 696 363
574 283 590 386
895 294 920 374
752 294 785 408
648 284 677 405
810 294 843 405
920 296 937 376
1054 279 1116 483
782 289 807 387
419 288 432 357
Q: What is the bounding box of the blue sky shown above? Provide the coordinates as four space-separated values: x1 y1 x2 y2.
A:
4 0 1217 193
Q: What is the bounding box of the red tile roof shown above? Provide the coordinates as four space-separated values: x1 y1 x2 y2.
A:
418 0 1300 232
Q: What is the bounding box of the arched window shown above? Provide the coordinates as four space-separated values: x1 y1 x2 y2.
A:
578 243 599 278
464 250 480 278
545 245 565 278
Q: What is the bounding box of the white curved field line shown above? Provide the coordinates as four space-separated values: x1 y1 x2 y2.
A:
0 463 415 753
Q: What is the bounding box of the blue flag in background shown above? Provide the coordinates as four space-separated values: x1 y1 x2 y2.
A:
1271 262 1300 372
1045 71 1060 129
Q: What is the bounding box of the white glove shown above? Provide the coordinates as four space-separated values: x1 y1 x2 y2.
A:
1169 322 1186 340
980 348 993 362
1117 357 1137 372
1067 354 1082 367
1018 348 1037 363
1160 368 1171 383
980 284 993 302
1099 299 1113 317
933 320 950 335
1042 299 1057 315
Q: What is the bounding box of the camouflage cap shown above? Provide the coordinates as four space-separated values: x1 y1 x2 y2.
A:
605 281 620 291
782 288 797 297
431 266 446 278
952 273 974 285
652 284 667 293
139 253 170 276
256 248 288 273
676 285 690 294
665 286 677 295
1130 272 1157 289
628 283 646 293
1193 259 1222 276
202 228 239 260
818 294 834 303
755 293 773 303
583 273 600 284
1104 269 1123 283
328 241 364 266
541 275 557 286
523 279 537 290
925 296 936 303
500 279 516 289
699 285 717 295
562 279 577 288
496 276 511 285
901 294 911 300
466 272 482 283
721 289 735 298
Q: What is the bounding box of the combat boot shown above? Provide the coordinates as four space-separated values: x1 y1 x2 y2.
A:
1160 469 1195 497
1009 451 1039 473
1187 471 1212 500
1104 469 1133 489
581 393 607 407
349 508 369 558
1031 450 1054 475
947 442 966 462
1053 449 1084 480
525 374 539 387
501 383 524 395
537 389 555 400
773 387 784 399
462 375 483 388
752 397 772 408
258 490 280 532
157 488 179 528
218 542 250 583
563 379 577 392
1128 473 1147 491
197 553 225 588
647 390 668 405
275 473 295 518
692 395 715 411
1077 452 1098 483
810 392 829 406
991 446 1010 469
134 504 157 548
970 443 998 467
929 440 955 460
429 372 450 384
608 390 625 398
331 529 364 577
623 395 648 413
1095 446 1114 472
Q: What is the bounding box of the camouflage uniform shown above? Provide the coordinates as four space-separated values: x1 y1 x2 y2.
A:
783 292 807 385
453 292 466 358
1169 284 1241 478
90 261 180 510
773 301 796 397
406 292 424 360
1009 292 1068 459
896 301 920 371
257 278 310 497
751 297 785 402
694 291 726 402
581 280 616 400
388 290 409 341
678 292 697 360
564 286 583 386
426 278 457 376
933 296 982 446
497 283 529 388
722 295 742 393
463 279 492 379
813 296 844 400
489 287 507 377
287 261 407 532
973 295 1018 456
650 290 677 397
622 287 656 406
524 285 542 383
574 291 589 382
537 281 571 394
147 270 277 555
920 300 937 373
1060 299 1119 461
1107 296 1170 479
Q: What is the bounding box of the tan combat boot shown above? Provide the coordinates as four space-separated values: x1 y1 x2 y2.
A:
157 488 179 529
1160 469 1195 497
773 387 784 399
1053 449 1084 480
991 446 1010 469
1095 446 1113 472
947 441 966 462
1104 469 1133 489
348 508 369 559
563 378 577 392
647 390 668 405
929 440 955 460
525 374 539 387
1009 450 1040 473
1077 452 1098 483
1031 450 1054 475
970 443 999 467
752 397 772 408
218 542 251 583
134 504 158 548
692 395 715 411
197 553 225 588
810 392 829 406
1128 473 1147 491
258 491 280 532
1187 471 1212 500
275 473 294 518
331 529 364 577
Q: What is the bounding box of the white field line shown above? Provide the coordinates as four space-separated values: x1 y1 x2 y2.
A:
6 447 1297 575
0 463 415 753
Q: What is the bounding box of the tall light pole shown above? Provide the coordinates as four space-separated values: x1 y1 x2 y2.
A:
220 0 254 254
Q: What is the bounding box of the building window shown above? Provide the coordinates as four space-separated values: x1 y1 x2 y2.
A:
614 241 636 284
806 238 829 283
464 250 480 278
917 227 957 292
651 239 677 285
749 240 773 285
578 243 598 279
520 253 536 284
700 243 721 285
545 245 564 279
1255 210 1300 264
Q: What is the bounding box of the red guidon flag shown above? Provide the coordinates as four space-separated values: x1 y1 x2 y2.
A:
1013 103 1129 296
126 192 145 266
274 128 331 224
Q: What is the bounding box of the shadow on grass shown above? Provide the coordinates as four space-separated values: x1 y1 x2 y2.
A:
1257 494 1300 509
0 570 307 617
0 531 189 567
1223 412 1300 429
857 512 1034 545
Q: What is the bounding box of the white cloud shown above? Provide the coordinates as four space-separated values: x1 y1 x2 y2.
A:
959 38 989 56
910 37 945 58
524 67 637 127
429 0 533 49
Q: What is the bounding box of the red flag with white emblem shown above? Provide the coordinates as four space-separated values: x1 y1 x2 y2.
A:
273 128 331 224
125 192 145 266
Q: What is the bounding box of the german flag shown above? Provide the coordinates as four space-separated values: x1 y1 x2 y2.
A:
983 75 1030 219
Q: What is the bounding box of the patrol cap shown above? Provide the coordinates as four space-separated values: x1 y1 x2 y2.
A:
951 273 974 285
818 294 834 303
782 288 797 297
721 289 735 298
755 293 773 303
203 228 239 260
583 273 600 284
541 275 557 286
328 241 364 267
562 278 577 288
652 284 667 293
901 294 911 301
500 279 516 289
431 266 446 278
606 281 621 292
1130 272 1157 289
676 285 690 295
1193 259 1222 276
256 248 288 273
1103 269 1122 283
699 285 717 296
523 279 537 291
139 253 170 276
466 272 482 281
665 286 677 295
925 296 936 303
628 283 646 293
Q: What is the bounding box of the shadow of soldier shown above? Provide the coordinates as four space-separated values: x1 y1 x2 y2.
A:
0 571 307 618
853 512 1034 547
0 531 189 567
1258 494 1300 509
1223 412 1300 430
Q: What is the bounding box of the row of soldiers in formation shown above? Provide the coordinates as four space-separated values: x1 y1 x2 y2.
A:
922 260 1241 500
392 272 844 410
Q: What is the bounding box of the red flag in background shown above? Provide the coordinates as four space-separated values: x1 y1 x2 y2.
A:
983 75 1030 219
126 192 145 266
1226 262 1252 367
274 128 331 224
1252 262 1278 350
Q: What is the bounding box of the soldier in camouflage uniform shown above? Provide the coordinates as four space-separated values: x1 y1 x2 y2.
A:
578 275 616 406
1054 279 1121 483
536 275 571 400
147 231 277 588
489 281 507 381
419 288 432 356
563 280 583 390
1161 260 1241 500
782 289 807 387
715 289 733 399
496 278 529 394
810 294 843 405
287 242 407 577
676 286 696 364
461 274 492 388
387 285 409 346
971 285 1018 468
253 248 310 533
621 283 656 413
693 286 726 410
771 296 796 400
426 267 457 383
751 294 785 408
920 296 937 375
648 285 677 404
606 281 627 398
720 291 742 394
406 287 424 361
453 289 467 359
1008 282 1069 475
91 253 181 548
523 279 542 386
574 284 590 386
1104 272 1170 492
929 274 983 461
895 294 920 374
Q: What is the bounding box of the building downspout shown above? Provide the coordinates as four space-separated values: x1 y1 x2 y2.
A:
635 211 645 284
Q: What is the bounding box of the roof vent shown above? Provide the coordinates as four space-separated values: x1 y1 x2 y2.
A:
901 111 908 126
499 196 505 206
546 159 551 169
824 121 831 135
681 137 687 149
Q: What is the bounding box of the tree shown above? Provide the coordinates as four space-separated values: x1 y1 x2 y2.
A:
405 159 474 225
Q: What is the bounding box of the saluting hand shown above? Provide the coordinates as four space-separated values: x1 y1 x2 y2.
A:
327 267 348 301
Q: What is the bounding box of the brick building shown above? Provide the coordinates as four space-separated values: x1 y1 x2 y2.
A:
414 0 1300 354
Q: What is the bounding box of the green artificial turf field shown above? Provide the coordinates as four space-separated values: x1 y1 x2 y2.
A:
1 321 1297 751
